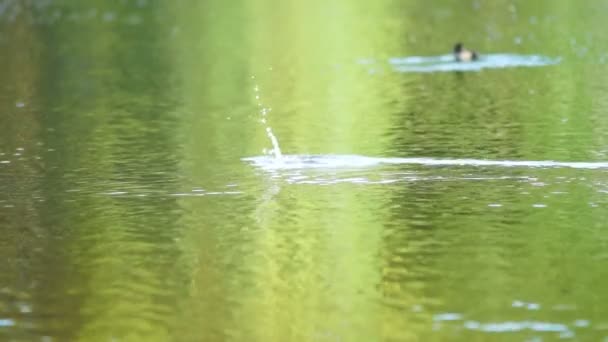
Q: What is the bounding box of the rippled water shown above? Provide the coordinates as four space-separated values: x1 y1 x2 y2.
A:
2 0 608 341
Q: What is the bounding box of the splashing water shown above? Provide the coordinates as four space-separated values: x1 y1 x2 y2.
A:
265 127 282 159
253 79 282 160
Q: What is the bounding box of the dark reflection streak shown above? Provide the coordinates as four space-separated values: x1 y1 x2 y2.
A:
0 3 56 341
28 1 182 341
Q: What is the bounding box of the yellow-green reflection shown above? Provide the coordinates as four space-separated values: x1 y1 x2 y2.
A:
172 0 431 340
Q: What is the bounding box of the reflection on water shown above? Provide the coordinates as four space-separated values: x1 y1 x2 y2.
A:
2 0 608 341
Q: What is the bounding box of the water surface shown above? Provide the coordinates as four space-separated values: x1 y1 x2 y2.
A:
1 0 608 341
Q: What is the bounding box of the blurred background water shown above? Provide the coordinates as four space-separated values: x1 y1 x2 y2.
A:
1 0 608 341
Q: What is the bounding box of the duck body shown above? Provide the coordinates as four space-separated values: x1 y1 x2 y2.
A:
453 43 478 62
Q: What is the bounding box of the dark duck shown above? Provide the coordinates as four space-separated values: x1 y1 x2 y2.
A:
453 43 478 62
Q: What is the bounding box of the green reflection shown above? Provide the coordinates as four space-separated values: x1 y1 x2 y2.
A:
1 1 184 341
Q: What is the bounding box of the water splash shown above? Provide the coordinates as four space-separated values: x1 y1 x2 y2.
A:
252 78 282 160
264 127 282 159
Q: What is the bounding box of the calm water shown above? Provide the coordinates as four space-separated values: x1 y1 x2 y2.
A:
1 0 608 341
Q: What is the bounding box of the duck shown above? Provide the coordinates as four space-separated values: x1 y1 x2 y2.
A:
453 43 478 62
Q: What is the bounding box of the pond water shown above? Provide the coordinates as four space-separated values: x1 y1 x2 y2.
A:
1 0 608 341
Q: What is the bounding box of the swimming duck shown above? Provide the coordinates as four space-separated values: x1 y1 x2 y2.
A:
453 43 478 62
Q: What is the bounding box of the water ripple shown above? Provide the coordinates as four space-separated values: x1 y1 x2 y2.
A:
464 320 571 333
243 154 608 171
360 53 560 73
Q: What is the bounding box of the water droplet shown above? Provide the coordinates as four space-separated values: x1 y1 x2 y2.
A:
434 313 462 321
512 300 525 307
527 303 540 310
0 319 15 327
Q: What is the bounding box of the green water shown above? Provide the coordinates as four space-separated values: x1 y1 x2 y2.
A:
1 0 608 341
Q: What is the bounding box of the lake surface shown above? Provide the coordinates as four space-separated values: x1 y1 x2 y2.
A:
1 0 608 341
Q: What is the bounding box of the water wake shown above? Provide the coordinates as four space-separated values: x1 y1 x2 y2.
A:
360 53 560 73
243 154 608 171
